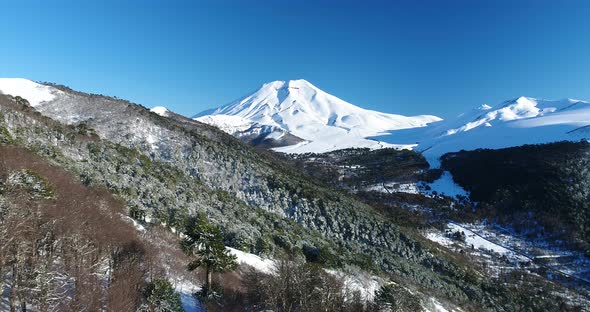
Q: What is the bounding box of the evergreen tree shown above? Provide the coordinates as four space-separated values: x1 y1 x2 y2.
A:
180 214 237 297
373 283 423 312
143 279 184 312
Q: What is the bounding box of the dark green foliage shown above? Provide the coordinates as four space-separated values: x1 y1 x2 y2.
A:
13 96 30 108
181 214 237 295
129 205 146 222
254 236 273 256
0 112 14 145
289 148 431 190
301 243 340 266
373 283 424 312
450 230 466 242
73 122 98 137
181 214 238 272
215 189 232 203
419 168 443 183
143 279 184 312
441 141 590 245
0 125 13 145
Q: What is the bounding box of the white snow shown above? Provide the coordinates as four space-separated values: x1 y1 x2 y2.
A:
365 181 421 194
426 231 455 246
425 171 469 198
227 248 385 302
426 222 531 263
197 84 590 166
150 106 169 117
196 115 256 134
447 223 521 256
425 298 450 312
0 78 61 107
376 97 590 167
122 215 146 232
426 221 590 284
227 247 275 274
325 269 384 301
366 172 468 199
196 79 440 154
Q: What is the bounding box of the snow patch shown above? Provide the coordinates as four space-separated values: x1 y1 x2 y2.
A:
0 78 62 107
426 222 531 264
227 247 275 274
425 297 451 312
365 181 420 194
196 115 256 134
326 269 384 301
425 171 469 198
123 215 146 232
150 106 169 117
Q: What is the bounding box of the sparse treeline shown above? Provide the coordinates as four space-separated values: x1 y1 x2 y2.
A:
196 254 424 312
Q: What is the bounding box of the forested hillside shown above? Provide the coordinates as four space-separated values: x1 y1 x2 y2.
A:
0 91 587 310
441 141 590 248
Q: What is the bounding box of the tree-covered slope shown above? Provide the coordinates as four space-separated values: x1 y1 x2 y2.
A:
441 141 590 248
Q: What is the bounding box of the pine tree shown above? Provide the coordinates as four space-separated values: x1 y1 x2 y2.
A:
143 279 184 312
373 283 423 312
180 214 237 297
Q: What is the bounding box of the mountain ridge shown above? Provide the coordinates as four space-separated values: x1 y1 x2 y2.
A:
376 96 590 166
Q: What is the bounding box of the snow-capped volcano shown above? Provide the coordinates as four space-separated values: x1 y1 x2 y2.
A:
195 79 441 153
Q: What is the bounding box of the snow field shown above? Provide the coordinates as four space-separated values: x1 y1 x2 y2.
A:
0 78 62 107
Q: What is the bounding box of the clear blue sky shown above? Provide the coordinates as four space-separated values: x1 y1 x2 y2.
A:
1 0 589 118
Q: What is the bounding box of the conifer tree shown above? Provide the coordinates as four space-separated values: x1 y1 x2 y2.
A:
180 214 237 297
143 279 184 312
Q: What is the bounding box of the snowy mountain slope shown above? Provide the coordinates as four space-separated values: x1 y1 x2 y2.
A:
4 77 588 167
376 96 590 166
196 114 305 148
195 115 255 135
0 78 62 107
196 79 441 153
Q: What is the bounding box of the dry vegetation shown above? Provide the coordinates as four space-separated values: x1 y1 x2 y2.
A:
0 146 146 311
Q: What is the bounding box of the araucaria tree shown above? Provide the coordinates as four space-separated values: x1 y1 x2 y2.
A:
180 214 237 296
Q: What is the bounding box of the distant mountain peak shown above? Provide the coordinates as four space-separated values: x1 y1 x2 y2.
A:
376 96 590 167
262 79 314 89
196 79 441 153
477 104 492 110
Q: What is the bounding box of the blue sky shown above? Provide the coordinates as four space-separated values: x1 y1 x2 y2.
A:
1 0 589 118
